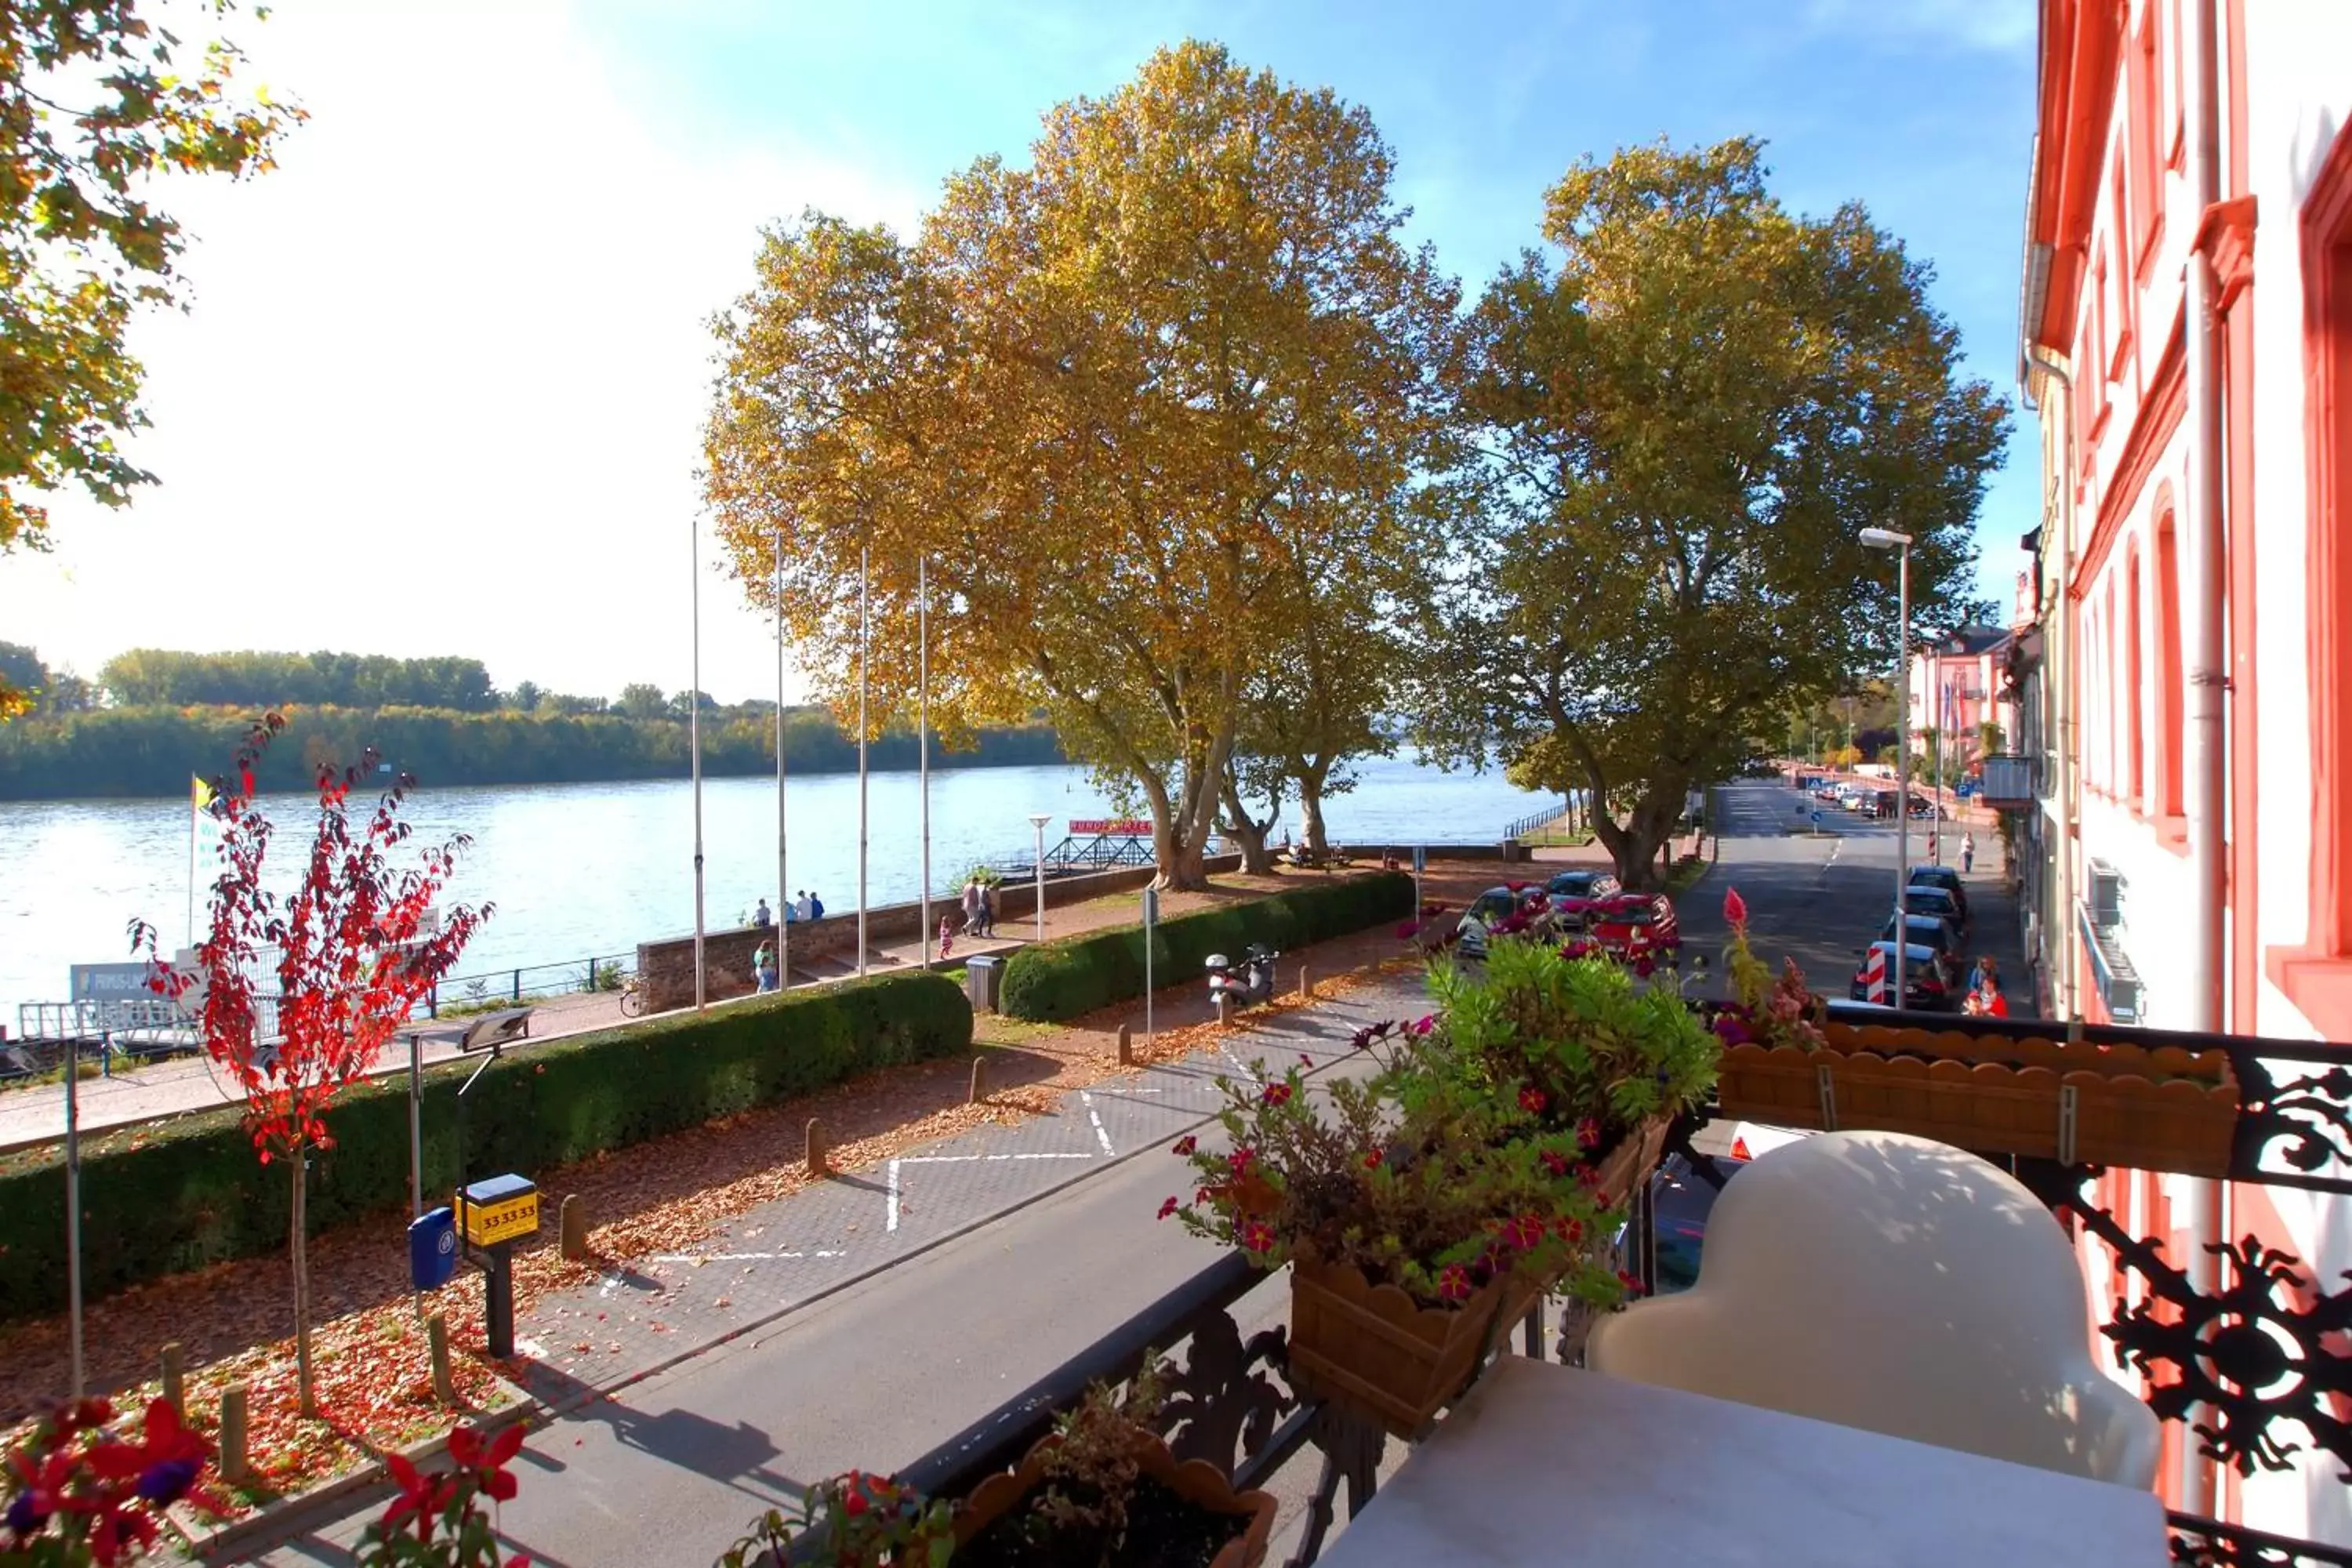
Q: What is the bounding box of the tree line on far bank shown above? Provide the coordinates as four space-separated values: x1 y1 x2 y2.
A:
0 695 1067 802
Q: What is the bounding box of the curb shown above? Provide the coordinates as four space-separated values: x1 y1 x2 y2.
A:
176 1368 536 1562
219 964 1419 1557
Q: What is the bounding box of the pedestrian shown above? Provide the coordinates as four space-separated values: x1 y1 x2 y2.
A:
809 889 826 920
753 938 777 993
938 914 954 963
962 876 983 935
1962 833 1976 874
978 880 996 938
753 898 773 928
792 889 811 922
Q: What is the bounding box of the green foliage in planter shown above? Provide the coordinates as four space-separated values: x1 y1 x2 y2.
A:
998 873 1415 1023
0 972 971 1321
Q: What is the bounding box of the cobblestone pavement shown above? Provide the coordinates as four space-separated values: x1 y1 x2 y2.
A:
506 975 1430 1410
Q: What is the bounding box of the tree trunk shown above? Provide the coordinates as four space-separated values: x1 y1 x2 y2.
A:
1217 767 1279 875
291 1150 316 1417
1298 772 1331 857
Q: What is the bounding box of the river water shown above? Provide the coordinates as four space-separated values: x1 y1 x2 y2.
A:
0 755 1551 1018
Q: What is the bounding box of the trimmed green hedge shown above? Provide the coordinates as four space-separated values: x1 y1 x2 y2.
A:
998 872 1417 1023
0 971 971 1321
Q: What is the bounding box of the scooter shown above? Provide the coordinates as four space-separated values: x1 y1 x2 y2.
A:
1205 944 1279 1010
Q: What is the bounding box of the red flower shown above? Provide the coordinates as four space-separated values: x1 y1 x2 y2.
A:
1617 1269 1647 1296
1539 1149 1570 1178
1633 954 1656 978
380 1450 453 1540
1195 1185 1220 1206
1436 1264 1474 1302
1556 1216 1585 1243
1724 887 1748 929
1505 1213 1546 1250
1261 1080 1293 1107
1592 1189 1610 1208
1171 1134 1197 1156
1229 1147 1255 1175
1408 1014 1435 1035
1518 1085 1547 1115
1576 1116 1602 1150
1158 1196 1181 1220
1298 1053 1315 1068
1363 1148 1385 1170
1241 1220 1276 1254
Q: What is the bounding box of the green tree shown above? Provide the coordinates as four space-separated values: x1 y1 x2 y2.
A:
0 641 46 718
1419 139 2005 887
1 1 304 554
705 42 1457 887
614 683 669 720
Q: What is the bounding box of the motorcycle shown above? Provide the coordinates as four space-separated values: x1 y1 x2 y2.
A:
1205 944 1280 1010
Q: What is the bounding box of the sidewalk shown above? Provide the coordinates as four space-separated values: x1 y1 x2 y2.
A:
0 866 1399 1151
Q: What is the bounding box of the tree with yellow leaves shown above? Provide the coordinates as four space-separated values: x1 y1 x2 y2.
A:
705 42 1457 887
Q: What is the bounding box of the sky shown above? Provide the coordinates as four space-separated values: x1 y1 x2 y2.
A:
0 0 2040 707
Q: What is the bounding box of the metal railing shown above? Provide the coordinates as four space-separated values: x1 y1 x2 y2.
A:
807 1007 2352 1568
423 952 635 1018
1501 798 1573 841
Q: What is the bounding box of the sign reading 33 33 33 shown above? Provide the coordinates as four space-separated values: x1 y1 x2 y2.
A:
459 1174 539 1248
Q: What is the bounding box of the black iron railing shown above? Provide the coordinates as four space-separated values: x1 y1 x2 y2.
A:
797 1008 2350 1567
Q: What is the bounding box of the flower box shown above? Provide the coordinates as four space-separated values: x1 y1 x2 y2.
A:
1715 1022 2238 1176
1588 1115 1673 1206
954 1425 1276 1568
1287 1251 1533 1440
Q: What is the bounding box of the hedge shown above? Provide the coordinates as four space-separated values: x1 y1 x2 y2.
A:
998 872 1417 1023
0 971 971 1322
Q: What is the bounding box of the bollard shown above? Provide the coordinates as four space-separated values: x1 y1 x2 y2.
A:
559 1194 588 1261
1216 993 1233 1029
804 1118 829 1178
219 1385 250 1483
427 1312 456 1405
1298 964 1313 1000
160 1342 184 1418
1116 1022 1134 1066
969 1055 988 1105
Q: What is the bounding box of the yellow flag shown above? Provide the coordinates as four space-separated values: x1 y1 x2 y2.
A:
191 775 216 813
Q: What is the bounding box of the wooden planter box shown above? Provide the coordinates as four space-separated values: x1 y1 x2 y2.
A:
1588 1115 1673 1205
955 1425 1276 1568
1287 1252 1530 1441
1715 1022 2238 1176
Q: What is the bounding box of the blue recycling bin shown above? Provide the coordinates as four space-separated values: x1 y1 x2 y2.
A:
408 1205 458 1291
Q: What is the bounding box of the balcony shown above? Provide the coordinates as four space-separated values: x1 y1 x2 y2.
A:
797 1012 2352 1566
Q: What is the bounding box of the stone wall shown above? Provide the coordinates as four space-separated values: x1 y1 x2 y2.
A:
634 855 1242 1011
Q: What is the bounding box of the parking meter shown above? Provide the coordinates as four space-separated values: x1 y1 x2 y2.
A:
456 1174 539 1357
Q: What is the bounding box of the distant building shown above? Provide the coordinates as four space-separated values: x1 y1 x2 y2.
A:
2016 0 2350 1548
1902 623 2018 786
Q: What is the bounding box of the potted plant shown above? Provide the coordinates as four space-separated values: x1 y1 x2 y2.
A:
1 1397 213 1567
1163 1046 1630 1439
952 1363 1276 1568
717 1471 955 1567
1706 887 2241 1175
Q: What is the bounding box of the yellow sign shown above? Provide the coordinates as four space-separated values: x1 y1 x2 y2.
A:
459 1175 539 1247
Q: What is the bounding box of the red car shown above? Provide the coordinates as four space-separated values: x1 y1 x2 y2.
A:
1588 892 1680 962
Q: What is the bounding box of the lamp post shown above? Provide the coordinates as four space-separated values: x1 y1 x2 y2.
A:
775 527 788 991
1029 813 1051 945
1860 527 1914 1006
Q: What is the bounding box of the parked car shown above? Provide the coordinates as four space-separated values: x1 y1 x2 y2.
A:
1588 892 1681 962
1873 912 1964 985
1907 864 1970 925
1900 884 1966 935
1849 938 1956 1009
1544 869 1622 930
1646 1150 1750 1295
1907 793 1938 818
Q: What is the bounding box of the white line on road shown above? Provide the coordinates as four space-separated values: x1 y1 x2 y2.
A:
886 1159 901 1232
1080 1091 1116 1156
887 1150 1094 1233
650 1250 845 1262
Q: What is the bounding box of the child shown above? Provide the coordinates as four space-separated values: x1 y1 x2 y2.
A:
753 940 778 993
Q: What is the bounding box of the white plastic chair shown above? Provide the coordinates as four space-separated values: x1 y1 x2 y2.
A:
1586 1130 2161 1489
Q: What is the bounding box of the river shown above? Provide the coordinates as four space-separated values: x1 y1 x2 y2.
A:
0 755 1552 1018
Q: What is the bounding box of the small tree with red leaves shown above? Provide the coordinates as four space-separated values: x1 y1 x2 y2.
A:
132 714 491 1417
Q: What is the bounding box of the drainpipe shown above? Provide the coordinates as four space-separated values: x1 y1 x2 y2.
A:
2024 342 2078 1018
2181 0 2228 1521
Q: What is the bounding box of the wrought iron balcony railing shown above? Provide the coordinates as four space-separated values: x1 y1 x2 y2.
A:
787 1011 2352 1567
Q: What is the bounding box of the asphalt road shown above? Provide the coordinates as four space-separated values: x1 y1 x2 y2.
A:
245 787 2023 1566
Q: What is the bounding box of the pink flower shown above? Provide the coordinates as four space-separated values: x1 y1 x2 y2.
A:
1242 1220 1276 1254
1539 1149 1570 1178
1519 1085 1547 1115
1171 1134 1197 1156
1436 1264 1474 1302
1158 1196 1180 1220
1262 1080 1294 1107
1408 1014 1435 1035
1576 1116 1602 1150
1724 887 1748 930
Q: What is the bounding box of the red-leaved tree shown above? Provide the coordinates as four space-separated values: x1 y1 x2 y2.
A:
132 713 490 1417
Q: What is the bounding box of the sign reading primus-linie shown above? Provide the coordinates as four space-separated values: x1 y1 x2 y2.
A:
69 962 154 1002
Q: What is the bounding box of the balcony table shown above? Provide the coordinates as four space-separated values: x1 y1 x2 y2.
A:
1311 1355 2166 1566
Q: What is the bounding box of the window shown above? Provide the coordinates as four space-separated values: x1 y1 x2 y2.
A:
2125 542 2145 806
2168 0 2185 169
2106 171 2134 380
2129 2 2164 271
2155 504 2183 815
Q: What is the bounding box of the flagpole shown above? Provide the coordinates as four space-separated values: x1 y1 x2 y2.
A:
918 555 931 967
691 513 707 1012
775 527 789 991
790 526 800 992
186 793 198 948
857 544 869 980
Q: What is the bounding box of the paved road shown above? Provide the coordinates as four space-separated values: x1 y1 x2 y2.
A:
241 795 2025 1566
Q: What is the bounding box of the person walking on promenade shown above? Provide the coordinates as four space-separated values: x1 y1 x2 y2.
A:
962 876 983 935
753 898 773 928
808 889 826 920
938 914 954 963
1961 833 1976 874
753 938 778 993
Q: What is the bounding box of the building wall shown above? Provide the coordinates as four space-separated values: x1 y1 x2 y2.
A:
2024 0 2351 1547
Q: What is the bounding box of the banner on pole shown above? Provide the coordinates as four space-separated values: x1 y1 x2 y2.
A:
1069 818 1152 837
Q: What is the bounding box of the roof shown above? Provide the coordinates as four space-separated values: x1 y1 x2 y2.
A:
1933 624 2013 658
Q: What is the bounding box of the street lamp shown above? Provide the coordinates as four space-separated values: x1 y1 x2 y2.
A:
1029 813 1051 944
1860 526 1914 1006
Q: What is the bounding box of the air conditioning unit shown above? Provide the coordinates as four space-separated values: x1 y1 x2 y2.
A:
2088 860 2125 927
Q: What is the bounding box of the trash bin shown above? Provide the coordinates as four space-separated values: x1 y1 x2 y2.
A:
408 1205 457 1291
966 954 1002 1013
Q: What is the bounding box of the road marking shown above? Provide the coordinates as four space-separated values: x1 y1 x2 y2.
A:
1216 1042 1262 1085
886 1159 901 1232
887 1150 1094 1233
649 1250 845 1262
1081 1090 1116 1156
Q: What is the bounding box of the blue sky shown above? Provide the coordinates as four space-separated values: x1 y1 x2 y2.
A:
0 0 2039 701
